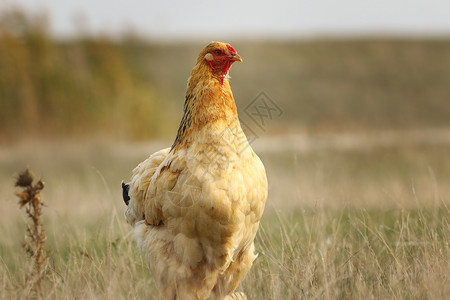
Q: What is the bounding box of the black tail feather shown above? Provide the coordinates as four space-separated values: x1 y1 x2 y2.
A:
122 181 130 206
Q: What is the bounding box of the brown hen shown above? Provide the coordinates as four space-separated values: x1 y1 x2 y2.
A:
123 41 267 300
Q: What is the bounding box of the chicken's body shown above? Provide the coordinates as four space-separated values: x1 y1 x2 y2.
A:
124 42 267 300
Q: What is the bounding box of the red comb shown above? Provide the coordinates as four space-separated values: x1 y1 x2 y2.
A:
226 44 237 54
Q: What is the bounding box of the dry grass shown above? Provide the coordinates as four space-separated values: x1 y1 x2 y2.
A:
0 137 449 299
247 209 449 299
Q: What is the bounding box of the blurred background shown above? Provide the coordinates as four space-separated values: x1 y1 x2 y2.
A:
0 0 449 204
1 0 450 209
1 0 450 142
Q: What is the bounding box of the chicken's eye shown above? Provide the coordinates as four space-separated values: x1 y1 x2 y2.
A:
214 50 222 55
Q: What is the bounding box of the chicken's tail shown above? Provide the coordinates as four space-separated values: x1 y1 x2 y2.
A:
121 181 130 206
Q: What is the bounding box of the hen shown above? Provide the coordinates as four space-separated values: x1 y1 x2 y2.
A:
123 42 268 300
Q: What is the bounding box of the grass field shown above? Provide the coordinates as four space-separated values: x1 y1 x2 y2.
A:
1 135 449 299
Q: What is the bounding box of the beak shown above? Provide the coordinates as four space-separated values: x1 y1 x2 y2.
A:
229 54 243 62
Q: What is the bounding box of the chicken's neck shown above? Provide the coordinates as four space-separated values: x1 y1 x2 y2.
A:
171 64 239 151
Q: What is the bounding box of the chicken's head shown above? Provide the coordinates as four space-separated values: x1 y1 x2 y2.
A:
200 41 242 79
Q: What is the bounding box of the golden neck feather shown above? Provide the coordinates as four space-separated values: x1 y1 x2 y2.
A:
170 61 238 151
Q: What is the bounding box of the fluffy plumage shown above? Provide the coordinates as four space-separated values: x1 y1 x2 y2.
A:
124 41 267 300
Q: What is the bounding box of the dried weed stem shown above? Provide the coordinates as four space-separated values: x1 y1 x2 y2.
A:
15 168 48 298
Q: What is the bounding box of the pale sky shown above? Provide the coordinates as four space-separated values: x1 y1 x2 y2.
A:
3 0 450 39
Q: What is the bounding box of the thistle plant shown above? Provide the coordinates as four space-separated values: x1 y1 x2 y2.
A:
15 168 48 298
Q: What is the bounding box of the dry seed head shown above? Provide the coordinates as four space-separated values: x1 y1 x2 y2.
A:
16 191 31 208
35 180 44 191
15 169 34 187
